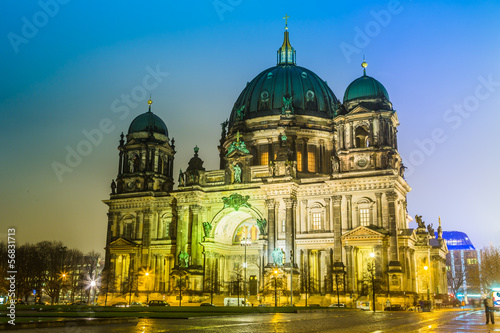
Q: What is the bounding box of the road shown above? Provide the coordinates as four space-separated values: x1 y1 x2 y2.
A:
14 309 499 333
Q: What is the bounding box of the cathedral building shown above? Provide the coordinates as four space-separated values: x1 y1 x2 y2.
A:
103 25 448 307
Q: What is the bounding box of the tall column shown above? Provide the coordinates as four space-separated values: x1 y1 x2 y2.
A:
324 197 332 232
160 255 166 292
344 246 354 294
176 206 189 266
142 209 152 247
268 139 274 162
305 250 310 292
332 195 342 261
191 206 202 266
386 192 399 263
317 251 322 294
284 198 295 256
266 199 276 264
375 193 383 227
118 151 123 175
373 117 380 146
338 122 344 149
346 195 353 229
303 138 309 172
301 200 308 233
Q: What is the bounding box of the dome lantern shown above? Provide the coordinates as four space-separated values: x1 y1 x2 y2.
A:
277 14 296 66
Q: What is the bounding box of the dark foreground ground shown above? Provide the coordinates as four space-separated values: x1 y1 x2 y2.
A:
2 306 499 332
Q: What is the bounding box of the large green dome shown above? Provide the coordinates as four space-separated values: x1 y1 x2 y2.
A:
128 111 168 136
229 65 339 126
228 29 339 126
343 74 390 103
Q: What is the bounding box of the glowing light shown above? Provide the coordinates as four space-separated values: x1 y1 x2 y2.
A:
370 252 375 258
90 280 96 287
424 266 428 270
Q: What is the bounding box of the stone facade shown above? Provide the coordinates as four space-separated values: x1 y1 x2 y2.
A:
102 30 447 307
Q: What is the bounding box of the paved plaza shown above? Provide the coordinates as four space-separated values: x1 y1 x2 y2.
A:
10 309 500 333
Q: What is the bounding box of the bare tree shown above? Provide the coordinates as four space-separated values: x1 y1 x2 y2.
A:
0 242 8 296
447 269 464 297
480 245 500 291
204 263 222 305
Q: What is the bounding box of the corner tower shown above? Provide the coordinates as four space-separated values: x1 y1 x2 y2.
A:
114 99 176 194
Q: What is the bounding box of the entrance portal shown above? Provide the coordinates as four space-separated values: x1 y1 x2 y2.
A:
249 275 258 295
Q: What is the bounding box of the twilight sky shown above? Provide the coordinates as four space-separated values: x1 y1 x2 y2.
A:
1 0 499 255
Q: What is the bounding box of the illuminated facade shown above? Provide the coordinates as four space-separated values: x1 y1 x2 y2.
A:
102 26 448 307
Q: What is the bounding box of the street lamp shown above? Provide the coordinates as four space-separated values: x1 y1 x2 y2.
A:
61 273 67 303
90 280 96 305
145 271 150 304
424 265 430 300
273 269 278 307
241 234 251 306
370 252 376 313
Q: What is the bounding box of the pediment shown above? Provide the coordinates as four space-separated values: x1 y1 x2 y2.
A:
341 226 386 240
109 237 138 248
348 105 372 115
226 149 251 158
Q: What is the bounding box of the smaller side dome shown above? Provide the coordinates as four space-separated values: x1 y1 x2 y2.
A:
128 99 168 136
342 61 392 112
343 75 389 103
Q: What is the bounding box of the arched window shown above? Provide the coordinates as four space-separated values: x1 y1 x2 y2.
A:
355 198 374 227
309 202 325 231
161 214 173 239
121 215 135 239
355 127 370 148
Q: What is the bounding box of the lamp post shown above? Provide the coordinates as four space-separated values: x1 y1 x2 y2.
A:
241 235 251 306
145 271 150 304
58 246 67 304
424 265 430 300
370 252 376 312
90 280 96 305
273 269 278 307
290 250 294 307
61 273 67 303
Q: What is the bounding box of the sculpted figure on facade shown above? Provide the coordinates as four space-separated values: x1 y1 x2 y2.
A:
179 250 189 268
272 248 284 266
232 163 242 183
203 222 212 237
331 155 340 173
269 161 275 176
415 215 426 229
427 223 434 236
111 179 116 194
256 218 267 235
178 169 185 186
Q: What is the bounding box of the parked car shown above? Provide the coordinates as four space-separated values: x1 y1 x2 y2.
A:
329 303 346 308
148 300 170 307
113 302 129 307
200 303 215 307
130 301 146 307
258 304 271 307
308 304 321 307
384 304 405 311
71 301 87 306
